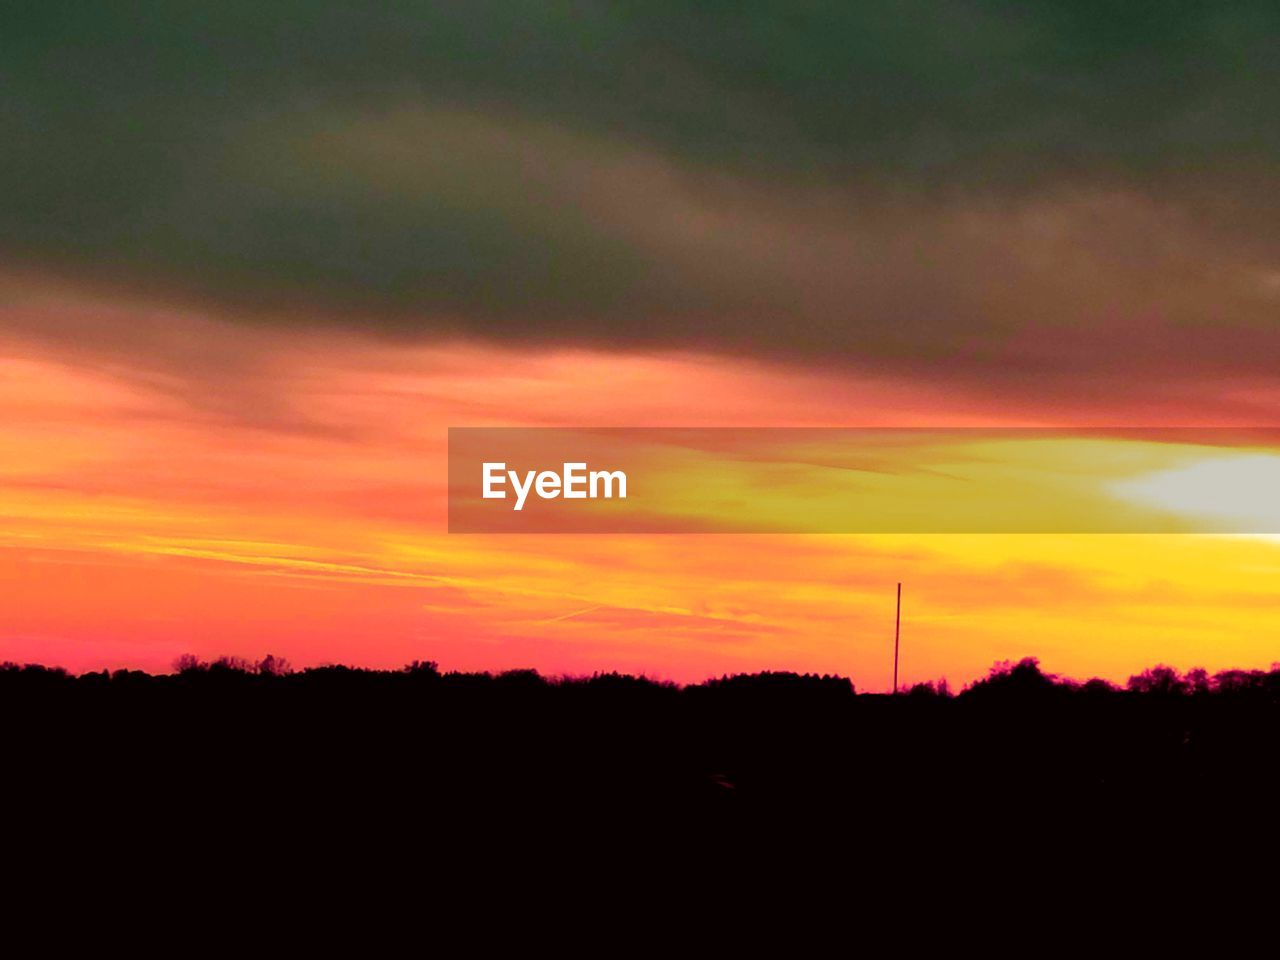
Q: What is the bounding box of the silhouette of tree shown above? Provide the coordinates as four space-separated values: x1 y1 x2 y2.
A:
256 654 292 676
964 657 1061 699
173 653 205 674
8 650 1280 860
1127 665 1187 695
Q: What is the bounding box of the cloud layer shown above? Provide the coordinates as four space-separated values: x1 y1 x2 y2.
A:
4 2 1280 392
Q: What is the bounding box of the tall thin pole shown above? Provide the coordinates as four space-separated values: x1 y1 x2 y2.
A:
893 582 902 694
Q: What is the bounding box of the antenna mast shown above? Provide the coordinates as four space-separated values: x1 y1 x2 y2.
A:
893 582 902 694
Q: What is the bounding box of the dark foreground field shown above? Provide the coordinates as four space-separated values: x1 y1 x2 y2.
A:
10 653 1280 916
8 655 1280 835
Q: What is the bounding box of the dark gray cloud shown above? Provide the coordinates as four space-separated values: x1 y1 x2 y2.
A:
3 1 1280 375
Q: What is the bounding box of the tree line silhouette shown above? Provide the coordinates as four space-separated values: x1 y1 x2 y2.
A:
8 653 1280 828
10 650 1280 901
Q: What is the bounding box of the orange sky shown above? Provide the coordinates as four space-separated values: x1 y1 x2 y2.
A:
3 279 1280 689
7 9 1280 693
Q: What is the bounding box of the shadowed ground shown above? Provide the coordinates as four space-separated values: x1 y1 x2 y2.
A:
8 654 1278 915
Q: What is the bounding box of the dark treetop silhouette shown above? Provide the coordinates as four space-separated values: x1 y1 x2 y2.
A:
10 653 1280 919
8 654 1280 832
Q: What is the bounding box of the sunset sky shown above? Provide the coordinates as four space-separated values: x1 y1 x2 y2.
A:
3 4 1280 687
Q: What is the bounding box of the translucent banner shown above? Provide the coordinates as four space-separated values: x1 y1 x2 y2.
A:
448 428 1280 533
